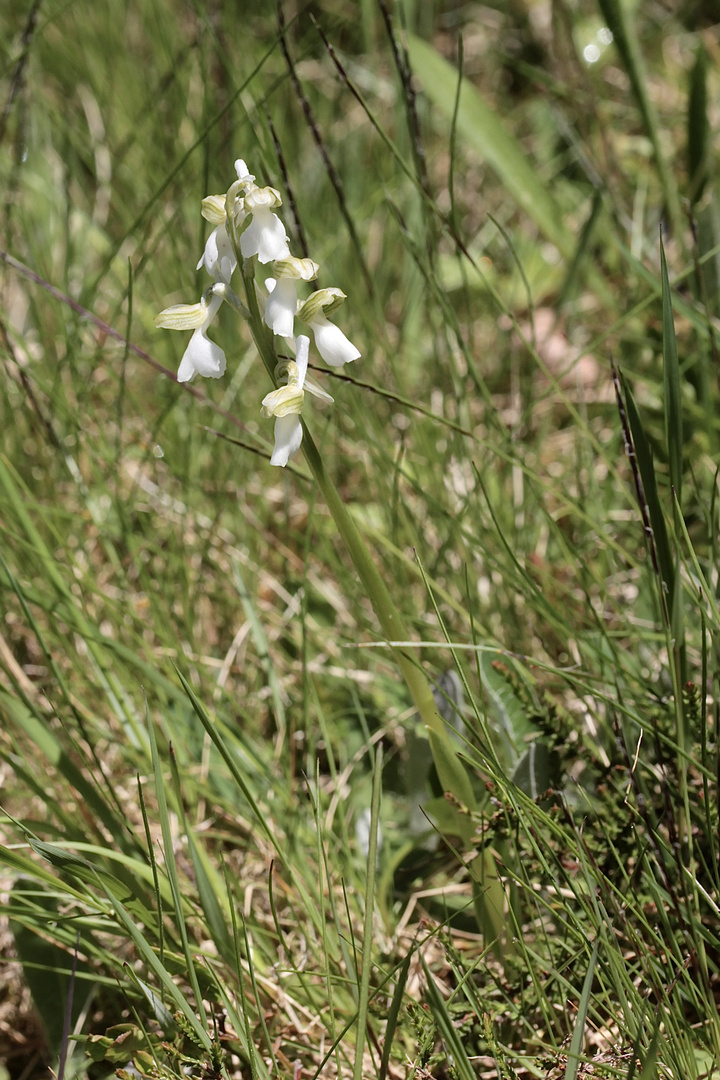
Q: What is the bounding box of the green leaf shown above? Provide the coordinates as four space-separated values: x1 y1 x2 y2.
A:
479 653 535 766
620 374 675 614
511 741 556 800
564 938 599 1080
0 845 85 899
9 880 91 1055
406 34 574 258
597 0 681 234
85 1025 149 1064
185 829 234 963
468 850 508 959
421 955 476 1080
687 44 709 203
661 236 682 507
421 794 468 836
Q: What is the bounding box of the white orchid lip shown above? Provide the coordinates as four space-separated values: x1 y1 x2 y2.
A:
263 277 298 338
262 257 319 336
268 414 304 467
239 185 289 264
177 326 226 383
296 289 360 368
240 210 289 264
308 314 361 367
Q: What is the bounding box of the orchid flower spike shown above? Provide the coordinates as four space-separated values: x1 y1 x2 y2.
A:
298 288 361 367
155 285 227 383
155 156 359 440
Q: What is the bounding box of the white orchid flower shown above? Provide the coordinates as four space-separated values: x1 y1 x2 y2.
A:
240 185 289 264
197 224 236 284
260 335 333 466
154 287 226 383
261 336 308 466
298 288 360 367
155 157 359 433
263 255 319 338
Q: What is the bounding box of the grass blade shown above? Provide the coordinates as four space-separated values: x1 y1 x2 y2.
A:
597 0 681 235
421 954 475 1080
406 34 574 257
687 44 709 203
144 698 207 1026
661 236 683 508
564 939 598 1080
97 876 211 1051
617 372 675 619
352 744 383 1080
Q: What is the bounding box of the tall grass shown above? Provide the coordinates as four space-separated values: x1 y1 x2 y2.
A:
1 1 720 1078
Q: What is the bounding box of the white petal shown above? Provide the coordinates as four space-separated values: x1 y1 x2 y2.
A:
240 208 289 264
310 315 360 367
304 376 334 405
197 225 236 283
263 278 297 337
270 414 303 466
177 327 226 383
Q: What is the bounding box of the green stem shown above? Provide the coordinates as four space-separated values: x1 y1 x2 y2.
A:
300 425 477 823
233 218 476 835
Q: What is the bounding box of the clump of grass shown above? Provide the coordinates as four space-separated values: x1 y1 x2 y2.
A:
1 2 720 1079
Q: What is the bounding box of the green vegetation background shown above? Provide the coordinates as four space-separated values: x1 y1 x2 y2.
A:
1 1 720 1078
